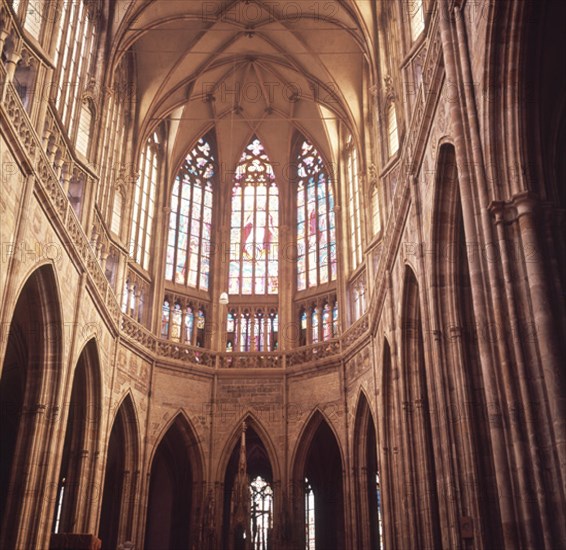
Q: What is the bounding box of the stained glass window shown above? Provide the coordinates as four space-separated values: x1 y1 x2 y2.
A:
311 307 320 344
300 309 308 346
250 476 273 550
305 478 315 550
165 137 215 290
195 308 206 347
161 301 170 337
170 302 182 342
239 311 252 351
269 310 279 350
300 301 338 346
53 0 96 145
131 133 160 270
229 137 278 295
227 308 279 351
185 306 194 343
322 303 332 340
346 140 363 269
296 140 337 290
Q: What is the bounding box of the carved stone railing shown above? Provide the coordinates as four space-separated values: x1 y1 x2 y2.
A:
286 339 341 367
120 311 369 371
2 2 376 370
369 8 443 329
341 314 370 351
220 352 282 369
1 77 122 329
156 340 215 368
120 314 157 351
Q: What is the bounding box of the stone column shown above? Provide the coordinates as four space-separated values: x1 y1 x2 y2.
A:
1 35 21 102
438 2 518 545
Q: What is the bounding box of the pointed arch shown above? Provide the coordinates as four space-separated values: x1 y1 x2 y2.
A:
70 337 104 425
291 407 344 478
144 411 204 550
352 389 376 453
52 338 102 535
431 142 502 545
353 387 374 421
220 413 279 550
217 412 280 484
147 410 205 483
293 133 338 290
400 268 424 384
130 130 162 271
228 135 279 295
352 391 382 549
0 265 64 549
165 130 218 290
291 408 345 550
98 393 140 549
399 266 441 548
380 336 401 547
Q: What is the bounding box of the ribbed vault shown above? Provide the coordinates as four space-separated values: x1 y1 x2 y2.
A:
109 0 376 170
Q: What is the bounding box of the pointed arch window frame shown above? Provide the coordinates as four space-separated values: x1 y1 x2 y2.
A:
296 139 337 291
165 136 216 291
228 137 279 296
346 138 363 270
130 132 160 271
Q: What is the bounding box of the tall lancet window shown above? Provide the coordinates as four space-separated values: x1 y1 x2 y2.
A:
346 139 363 269
305 478 315 550
229 137 278 295
165 137 215 290
131 133 160 270
53 0 96 139
250 476 273 550
296 140 337 290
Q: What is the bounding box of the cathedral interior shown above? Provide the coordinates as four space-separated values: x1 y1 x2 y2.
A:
0 1 565 549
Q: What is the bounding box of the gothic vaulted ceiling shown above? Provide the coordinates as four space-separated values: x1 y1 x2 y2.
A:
110 0 376 172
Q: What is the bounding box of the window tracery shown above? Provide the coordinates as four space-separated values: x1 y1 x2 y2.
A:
346 139 363 269
226 308 278 352
131 133 160 271
165 137 215 291
229 138 278 295
122 275 148 324
53 0 97 146
161 296 206 347
296 139 337 290
250 475 273 550
298 297 339 346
